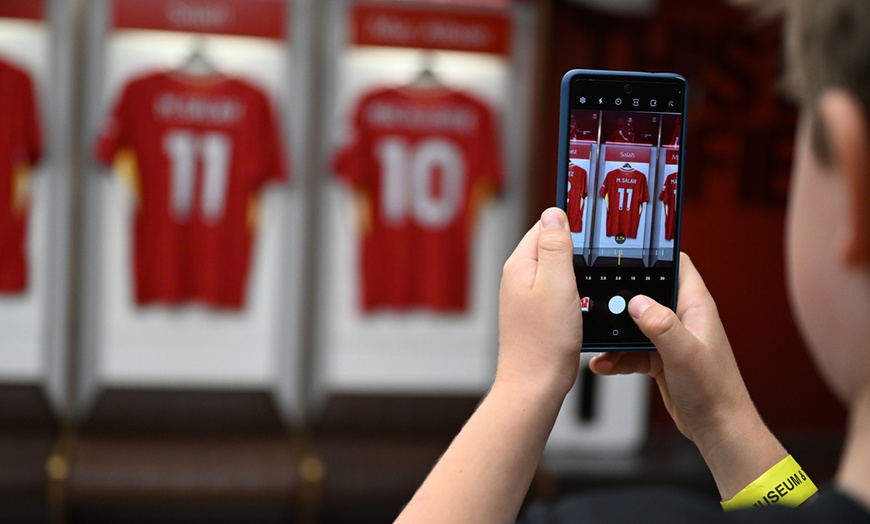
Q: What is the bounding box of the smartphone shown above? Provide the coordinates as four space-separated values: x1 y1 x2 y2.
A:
556 69 687 351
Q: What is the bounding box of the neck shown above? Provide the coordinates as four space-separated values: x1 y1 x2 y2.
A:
836 383 870 509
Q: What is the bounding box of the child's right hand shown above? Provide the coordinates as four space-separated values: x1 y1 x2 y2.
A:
590 253 787 500
590 253 747 446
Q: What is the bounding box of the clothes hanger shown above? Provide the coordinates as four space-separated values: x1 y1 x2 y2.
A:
178 36 218 78
407 51 441 90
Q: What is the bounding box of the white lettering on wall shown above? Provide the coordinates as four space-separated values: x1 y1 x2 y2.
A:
167 1 235 31
364 14 495 49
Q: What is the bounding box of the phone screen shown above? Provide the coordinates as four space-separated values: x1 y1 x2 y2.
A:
557 70 687 350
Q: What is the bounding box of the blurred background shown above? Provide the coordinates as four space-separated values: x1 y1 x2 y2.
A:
0 0 845 522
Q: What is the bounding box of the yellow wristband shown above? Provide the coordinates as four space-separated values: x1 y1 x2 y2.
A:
721 455 818 511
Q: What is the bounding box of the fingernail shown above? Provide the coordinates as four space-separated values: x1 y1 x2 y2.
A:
541 208 565 229
628 295 653 319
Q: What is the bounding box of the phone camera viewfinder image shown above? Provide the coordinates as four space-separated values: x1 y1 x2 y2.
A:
558 70 687 351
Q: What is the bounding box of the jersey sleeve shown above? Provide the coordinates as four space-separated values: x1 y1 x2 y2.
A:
251 87 289 188
3 62 42 167
639 172 650 204
477 101 504 194
598 171 611 198
332 94 371 190
19 68 42 165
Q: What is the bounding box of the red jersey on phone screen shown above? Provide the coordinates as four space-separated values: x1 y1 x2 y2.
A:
659 171 678 240
334 86 503 312
567 164 588 232
96 70 287 309
599 163 649 238
0 58 42 293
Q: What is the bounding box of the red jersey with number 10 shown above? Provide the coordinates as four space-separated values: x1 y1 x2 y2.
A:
334 86 503 312
96 70 287 309
0 58 42 293
599 163 649 238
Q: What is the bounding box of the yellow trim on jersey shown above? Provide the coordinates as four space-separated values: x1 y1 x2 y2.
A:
12 161 31 214
469 176 498 225
113 147 141 208
247 195 261 230
353 189 373 236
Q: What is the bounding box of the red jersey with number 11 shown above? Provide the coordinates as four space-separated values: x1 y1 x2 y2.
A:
96 70 287 309
599 163 649 238
334 86 503 312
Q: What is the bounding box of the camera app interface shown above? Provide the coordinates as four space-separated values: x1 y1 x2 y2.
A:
564 78 684 348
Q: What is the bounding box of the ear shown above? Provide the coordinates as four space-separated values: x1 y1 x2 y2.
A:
817 89 870 267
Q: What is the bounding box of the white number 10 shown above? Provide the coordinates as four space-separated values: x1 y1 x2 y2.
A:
376 137 465 229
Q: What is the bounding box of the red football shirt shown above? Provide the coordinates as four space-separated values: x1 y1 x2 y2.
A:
567 164 588 233
334 86 503 312
0 58 42 293
598 164 650 238
659 171 678 240
96 70 287 309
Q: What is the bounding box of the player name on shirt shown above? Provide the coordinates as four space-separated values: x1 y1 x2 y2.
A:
364 99 478 133
153 91 245 125
616 164 643 184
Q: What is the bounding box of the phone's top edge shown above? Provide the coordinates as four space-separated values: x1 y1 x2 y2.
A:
561 69 686 83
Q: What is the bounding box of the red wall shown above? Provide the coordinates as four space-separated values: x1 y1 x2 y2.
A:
540 0 846 433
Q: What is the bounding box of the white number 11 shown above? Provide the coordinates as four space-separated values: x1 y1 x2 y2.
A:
163 129 232 223
616 187 634 211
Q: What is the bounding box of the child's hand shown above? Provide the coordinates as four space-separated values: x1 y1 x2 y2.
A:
590 254 785 499
397 208 585 524
497 207 583 404
589 254 748 446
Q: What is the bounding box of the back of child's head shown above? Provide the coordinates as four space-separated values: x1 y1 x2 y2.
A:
741 0 870 160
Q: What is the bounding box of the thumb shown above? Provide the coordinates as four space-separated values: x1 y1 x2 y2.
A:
535 208 575 289
628 295 696 359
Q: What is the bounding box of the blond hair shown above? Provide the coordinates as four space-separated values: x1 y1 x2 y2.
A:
739 0 870 160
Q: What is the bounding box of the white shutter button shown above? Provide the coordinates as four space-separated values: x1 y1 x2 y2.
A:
608 295 627 315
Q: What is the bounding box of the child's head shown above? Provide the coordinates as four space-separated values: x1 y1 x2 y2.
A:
775 0 870 160
749 0 870 404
